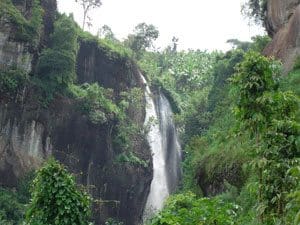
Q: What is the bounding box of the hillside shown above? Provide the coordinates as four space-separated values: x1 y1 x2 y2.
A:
0 0 299 225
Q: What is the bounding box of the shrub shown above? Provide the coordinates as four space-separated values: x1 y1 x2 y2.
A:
150 192 239 225
0 0 43 46
78 30 133 61
0 188 25 225
37 49 76 86
69 83 120 125
0 172 34 225
0 68 28 95
115 151 148 168
26 158 91 225
37 14 78 82
231 51 281 134
119 87 144 112
113 121 141 151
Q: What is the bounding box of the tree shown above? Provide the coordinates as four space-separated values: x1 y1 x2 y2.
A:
171 36 179 53
249 35 271 53
124 23 159 57
75 0 102 30
26 158 91 225
231 51 280 135
241 0 267 25
97 25 116 41
226 39 251 51
37 14 78 99
231 51 300 223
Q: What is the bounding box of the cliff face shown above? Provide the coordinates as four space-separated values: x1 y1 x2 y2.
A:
0 18 33 72
264 0 300 73
0 0 56 72
0 1 152 225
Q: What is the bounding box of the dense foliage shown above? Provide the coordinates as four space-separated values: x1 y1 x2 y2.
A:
115 151 148 168
232 51 300 224
138 31 299 224
0 188 25 225
125 23 159 58
0 0 43 46
70 83 120 124
0 68 28 96
0 0 299 224
231 51 281 134
26 158 91 225
138 47 217 135
150 192 239 225
0 173 33 224
36 13 78 101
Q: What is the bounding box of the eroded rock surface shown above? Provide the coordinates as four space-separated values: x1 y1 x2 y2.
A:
0 19 33 72
0 1 152 224
264 0 300 73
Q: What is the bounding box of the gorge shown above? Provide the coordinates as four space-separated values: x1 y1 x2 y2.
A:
0 0 182 224
0 0 300 224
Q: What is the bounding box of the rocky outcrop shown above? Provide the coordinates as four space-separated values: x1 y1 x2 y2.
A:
196 156 246 197
0 5 33 73
40 0 57 47
0 1 152 225
0 86 151 225
0 24 33 72
74 40 152 225
0 42 152 225
264 0 300 73
0 103 52 186
0 0 57 72
265 0 300 36
77 40 139 92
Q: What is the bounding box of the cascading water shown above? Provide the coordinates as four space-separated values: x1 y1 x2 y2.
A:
141 74 181 221
157 94 182 194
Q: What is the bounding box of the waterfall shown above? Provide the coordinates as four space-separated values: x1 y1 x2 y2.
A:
157 94 182 193
141 74 181 221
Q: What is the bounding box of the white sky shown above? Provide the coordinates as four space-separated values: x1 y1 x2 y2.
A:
57 0 265 52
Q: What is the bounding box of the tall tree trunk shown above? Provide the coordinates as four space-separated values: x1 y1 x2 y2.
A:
82 5 87 31
82 11 86 30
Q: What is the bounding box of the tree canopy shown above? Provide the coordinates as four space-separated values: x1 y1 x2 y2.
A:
125 22 159 57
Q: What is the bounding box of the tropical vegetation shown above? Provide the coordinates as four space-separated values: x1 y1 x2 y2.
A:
0 0 299 224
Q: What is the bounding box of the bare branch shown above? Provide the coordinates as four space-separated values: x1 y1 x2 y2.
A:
75 0 102 30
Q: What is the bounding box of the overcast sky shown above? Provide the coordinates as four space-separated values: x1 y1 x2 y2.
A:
57 0 265 51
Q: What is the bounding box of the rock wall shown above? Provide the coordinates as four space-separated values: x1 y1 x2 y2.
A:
0 18 33 72
0 1 152 225
264 0 300 73
77 40 139 93
72 40 152 225
0 105 51 186
0 88 151 225
0 0 57 72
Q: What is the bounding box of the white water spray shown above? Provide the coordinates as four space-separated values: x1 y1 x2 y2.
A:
141 74 181 221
